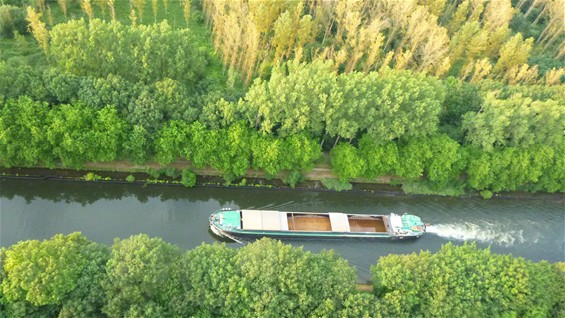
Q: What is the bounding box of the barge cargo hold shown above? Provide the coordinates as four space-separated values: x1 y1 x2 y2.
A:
209 209 426 241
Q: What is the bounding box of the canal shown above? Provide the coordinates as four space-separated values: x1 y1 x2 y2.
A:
0 178 563 282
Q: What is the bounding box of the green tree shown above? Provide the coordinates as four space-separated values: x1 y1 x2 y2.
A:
103 234 181 318
251 133 284 178
1 233 109 317
169 243 237 317
243 60 335 137
358 135 398 179
0 97 53 167
372 243 564 317
122 124 152 164
462 93 564 150
330 142 366 182
154 120 190 165
225 238 357 317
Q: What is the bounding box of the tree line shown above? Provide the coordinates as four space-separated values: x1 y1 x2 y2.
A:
202 0 564 84
0 233 563 317
1 58 563 194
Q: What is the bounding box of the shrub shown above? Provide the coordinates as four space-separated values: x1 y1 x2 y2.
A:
181 169 197 187
125 175 136 182
282 170 303 188
321 178 352 191
83 172 102 181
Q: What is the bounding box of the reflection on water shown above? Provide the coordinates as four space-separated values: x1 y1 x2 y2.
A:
1 178 564 282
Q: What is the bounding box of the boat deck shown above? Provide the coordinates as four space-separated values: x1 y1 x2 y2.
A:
238 210 389 233
288 215 331 231
349 217 387 232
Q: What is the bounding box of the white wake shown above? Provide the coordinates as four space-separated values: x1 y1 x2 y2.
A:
426 222 527 247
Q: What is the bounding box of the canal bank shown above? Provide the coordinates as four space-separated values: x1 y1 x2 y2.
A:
0 161 557 199
0 161 405 194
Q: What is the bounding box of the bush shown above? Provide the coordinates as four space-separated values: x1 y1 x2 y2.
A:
282 170 303 188
83 172 102 181
321 178 352 191
181 169 197 187
125 175 135 182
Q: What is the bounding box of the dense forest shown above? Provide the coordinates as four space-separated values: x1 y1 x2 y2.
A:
0 233 563 317
0 0 563 197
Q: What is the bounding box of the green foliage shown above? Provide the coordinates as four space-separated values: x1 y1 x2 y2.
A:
330 143 366 182
401 180 466 197
282 170 303 188
0 96 53 167
46 103 126 168
439 77 483 142
180 168 196 187
1 234 563 318
321 178 353 192
1 233 109 317
49 19 207 88
371 243 564 317
102 234 181 318
465 144 562 193
122 124 152 164
358 135 398 178
169 243 237 317
463 93 564 151
155 120 190 165
83 172 102 181
362 69 445 142
243 59 335 137
226 238 357 317
0 5 27 39
125 174 136 182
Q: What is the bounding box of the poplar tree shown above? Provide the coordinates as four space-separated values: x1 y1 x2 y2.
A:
493 33 534 78
58 0 68 18
182 0 190 27
107 0 116 21
25 6 49 54
82 0 94 21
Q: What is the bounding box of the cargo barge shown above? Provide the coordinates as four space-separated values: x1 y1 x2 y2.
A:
209 209 426 241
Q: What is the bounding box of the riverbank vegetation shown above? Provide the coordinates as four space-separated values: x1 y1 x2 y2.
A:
0 233 563 317
0 0 563 197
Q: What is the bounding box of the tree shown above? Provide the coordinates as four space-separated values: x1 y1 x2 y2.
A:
25 6 48 54
181 0 190 27
131 0 145 23
169 243 237 317
371 243 564 317
103 234 181 318
225 238 357 317
251 133 284 178
462 93 564 150
358 135 398 179
122 124 152 164
330 142 366 182
0 97 53 168
154 120 190 165
1 233 109 317
243 60 335 137
362 69 445 142
58 0 68 18
46 103 125 168
492 33 534 78
82 0 93 21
